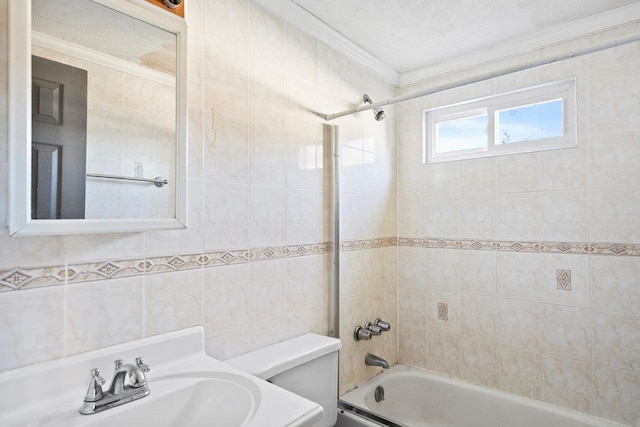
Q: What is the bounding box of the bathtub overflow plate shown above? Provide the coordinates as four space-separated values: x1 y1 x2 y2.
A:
374 385 385 402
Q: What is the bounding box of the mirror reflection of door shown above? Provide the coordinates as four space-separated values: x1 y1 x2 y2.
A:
31 55 87 219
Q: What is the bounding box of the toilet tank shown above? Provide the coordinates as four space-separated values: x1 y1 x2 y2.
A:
226 334 341 427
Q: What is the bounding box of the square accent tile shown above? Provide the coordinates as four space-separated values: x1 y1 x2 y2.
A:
556 269 571 290
438 302 449 321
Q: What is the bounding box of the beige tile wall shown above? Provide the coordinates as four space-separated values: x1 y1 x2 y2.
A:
338 244 398 395
334 95 398 394
397 37 640 424
0 0 398 390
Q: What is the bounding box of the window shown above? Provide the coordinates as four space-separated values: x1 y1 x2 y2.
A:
424 79 576 163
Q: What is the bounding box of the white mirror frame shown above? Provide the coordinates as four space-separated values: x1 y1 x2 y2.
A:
7 0 188 236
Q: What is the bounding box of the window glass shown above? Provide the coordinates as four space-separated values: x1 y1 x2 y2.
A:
437 114 487 153
497 99 563 144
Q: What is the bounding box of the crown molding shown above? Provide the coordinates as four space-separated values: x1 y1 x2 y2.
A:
252 0 400 85
399 2 640 86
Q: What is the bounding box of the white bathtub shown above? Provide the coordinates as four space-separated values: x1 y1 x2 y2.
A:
339 364 627 427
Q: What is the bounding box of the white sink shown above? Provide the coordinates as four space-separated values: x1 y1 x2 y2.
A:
92 373 261 427
0 328 323 427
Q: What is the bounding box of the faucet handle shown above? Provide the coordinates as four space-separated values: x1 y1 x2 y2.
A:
374 318 391 331
83 368 105 402
364 322 382 335
114 359 124 370
354 326 372 341
136 357 150 373
91 368 106 386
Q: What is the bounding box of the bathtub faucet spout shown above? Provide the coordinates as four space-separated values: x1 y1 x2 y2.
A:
365 353 389 369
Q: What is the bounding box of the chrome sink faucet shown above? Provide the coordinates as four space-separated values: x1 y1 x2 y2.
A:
110 358 150 394
80 357 151 415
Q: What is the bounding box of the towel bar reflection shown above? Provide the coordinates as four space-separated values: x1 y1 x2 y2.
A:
86 173 168 188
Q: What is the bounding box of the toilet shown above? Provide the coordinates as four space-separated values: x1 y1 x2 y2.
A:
226 334 342 427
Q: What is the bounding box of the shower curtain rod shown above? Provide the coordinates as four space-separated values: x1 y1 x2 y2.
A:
323 30 640 121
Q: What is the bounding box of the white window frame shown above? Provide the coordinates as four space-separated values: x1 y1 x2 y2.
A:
424 78 577 163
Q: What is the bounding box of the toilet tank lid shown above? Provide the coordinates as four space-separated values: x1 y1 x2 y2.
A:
225 334 342 380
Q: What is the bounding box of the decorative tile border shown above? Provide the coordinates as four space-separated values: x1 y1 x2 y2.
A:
146 254 203 274
285 242 334 258
398 238 640 256
0 266 67 291
201 250 253 268
339 237 397 252
66 259 145 284
3 237 639 292
0 241 335 292
252 246 290 261
538 241 640 256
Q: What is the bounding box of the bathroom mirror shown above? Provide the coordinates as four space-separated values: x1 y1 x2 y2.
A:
8 0 187 235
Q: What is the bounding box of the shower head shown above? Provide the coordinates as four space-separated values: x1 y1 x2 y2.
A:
362 94 386 121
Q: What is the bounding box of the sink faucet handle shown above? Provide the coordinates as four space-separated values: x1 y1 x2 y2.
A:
91 368 106 385
83 368 105 402
91 368 104 385
136 357 150 373
114 359 124 370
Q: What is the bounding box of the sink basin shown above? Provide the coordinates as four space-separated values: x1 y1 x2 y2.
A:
128 380 256 427
91 372 261 427
0 327 323 427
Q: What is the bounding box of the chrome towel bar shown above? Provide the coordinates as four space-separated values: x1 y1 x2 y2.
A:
86 173 168 188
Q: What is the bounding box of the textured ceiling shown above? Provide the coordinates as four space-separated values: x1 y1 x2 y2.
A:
32 0 176 75
291 0 640 74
